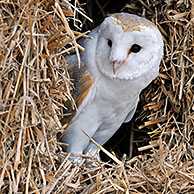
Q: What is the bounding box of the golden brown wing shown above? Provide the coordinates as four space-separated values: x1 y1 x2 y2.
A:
61 64 94 127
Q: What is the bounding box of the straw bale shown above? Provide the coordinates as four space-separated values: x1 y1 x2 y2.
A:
0 0 88 193
0 0 194 193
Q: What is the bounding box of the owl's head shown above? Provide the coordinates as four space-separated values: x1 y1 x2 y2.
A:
92 13 164 81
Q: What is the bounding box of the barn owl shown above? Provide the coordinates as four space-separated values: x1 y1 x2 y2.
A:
60 13 163 161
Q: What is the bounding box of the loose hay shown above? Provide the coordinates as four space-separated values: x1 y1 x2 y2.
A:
0 0 194 193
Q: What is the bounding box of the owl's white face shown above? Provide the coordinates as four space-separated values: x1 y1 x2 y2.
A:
95 13 163 80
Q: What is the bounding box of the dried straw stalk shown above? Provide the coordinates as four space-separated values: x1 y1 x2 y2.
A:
0 0 194 193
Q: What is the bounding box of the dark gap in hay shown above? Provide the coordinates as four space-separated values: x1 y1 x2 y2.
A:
80 0 129 29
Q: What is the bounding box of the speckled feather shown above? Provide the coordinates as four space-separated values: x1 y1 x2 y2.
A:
114 13 155 32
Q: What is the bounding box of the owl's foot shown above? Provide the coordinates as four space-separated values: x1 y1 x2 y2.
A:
67 154 83 164
66 151 101 171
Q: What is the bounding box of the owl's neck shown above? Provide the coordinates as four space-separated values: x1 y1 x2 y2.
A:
107 68 155 89
96 75 136 101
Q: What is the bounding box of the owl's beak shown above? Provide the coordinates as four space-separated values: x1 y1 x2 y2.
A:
112 60 125 74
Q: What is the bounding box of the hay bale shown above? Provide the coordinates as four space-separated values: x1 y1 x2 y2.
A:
0 0 88 193
0 0 194 193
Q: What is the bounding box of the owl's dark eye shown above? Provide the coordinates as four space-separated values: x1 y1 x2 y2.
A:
130 44 141 53
107 39 112 47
